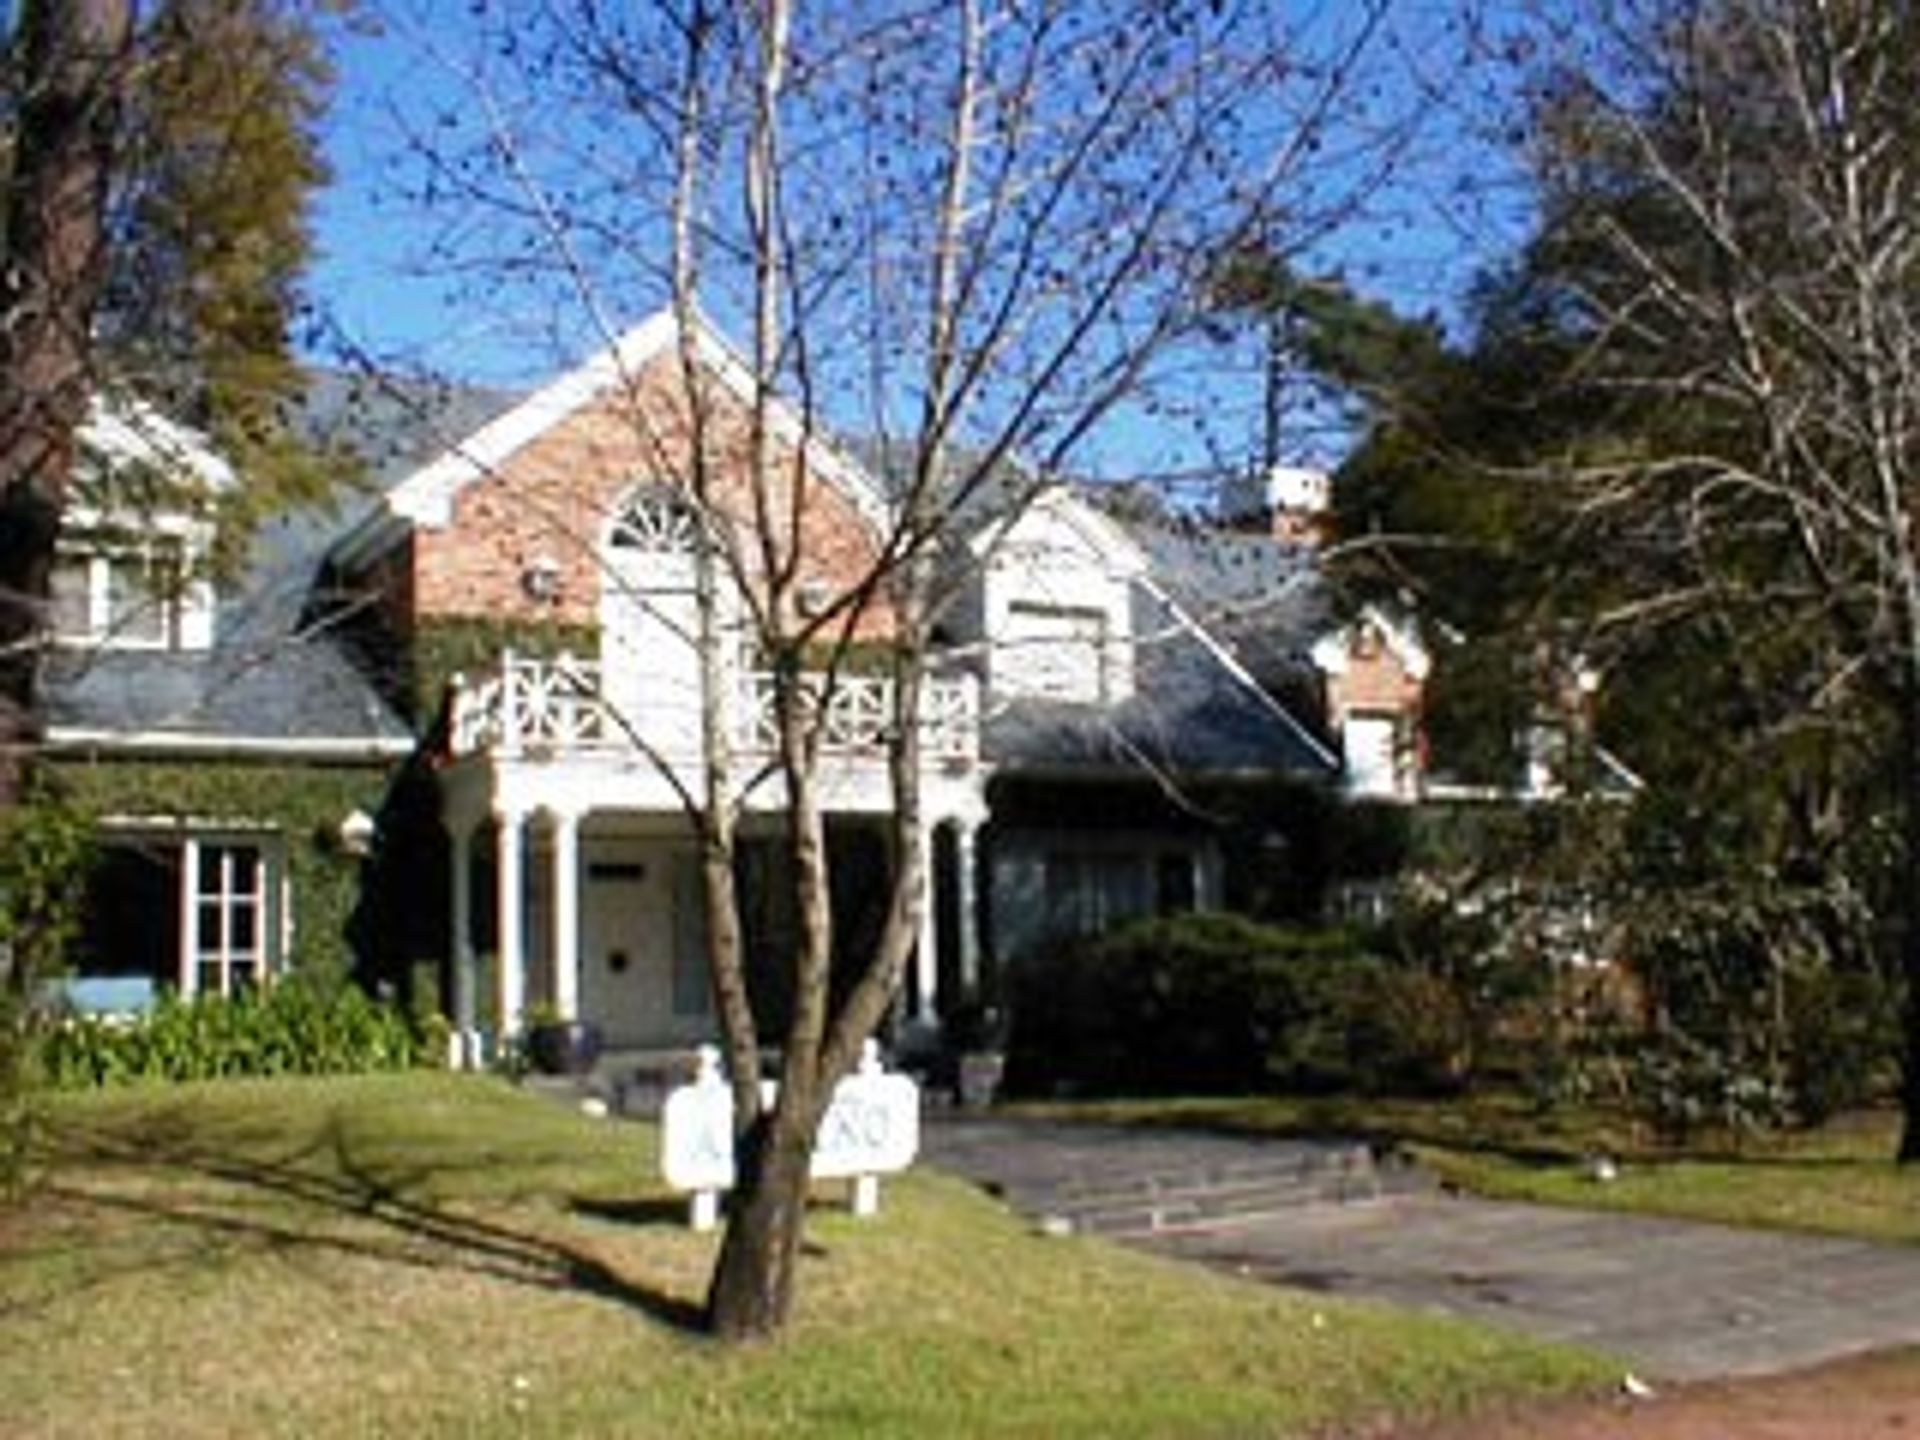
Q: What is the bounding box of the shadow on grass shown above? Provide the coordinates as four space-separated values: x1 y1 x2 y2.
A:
35 1106 707 1335
570 1195 693 1228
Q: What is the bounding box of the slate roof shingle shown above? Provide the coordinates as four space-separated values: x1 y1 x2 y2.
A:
982 581 1335 780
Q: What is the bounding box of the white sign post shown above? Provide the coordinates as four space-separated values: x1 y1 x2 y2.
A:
661 1039 920 1231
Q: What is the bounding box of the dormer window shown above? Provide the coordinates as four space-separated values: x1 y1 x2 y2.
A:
50 539 210 650
1000 601 1109 703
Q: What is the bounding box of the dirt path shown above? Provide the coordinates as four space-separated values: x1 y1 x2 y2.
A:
1391 1347 1920 1439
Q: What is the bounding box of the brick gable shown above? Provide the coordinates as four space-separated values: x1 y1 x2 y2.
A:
409 351 894 640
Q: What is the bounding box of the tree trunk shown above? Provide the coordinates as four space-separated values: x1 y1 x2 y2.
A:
705 1080 821 1339
1897 663 1920 1164
0 0 128 808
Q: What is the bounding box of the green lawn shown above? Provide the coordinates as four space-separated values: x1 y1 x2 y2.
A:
1037 1093 1920 1245
0 1074 1609 1439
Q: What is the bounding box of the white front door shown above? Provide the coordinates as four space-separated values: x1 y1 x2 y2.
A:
579 841 712 1047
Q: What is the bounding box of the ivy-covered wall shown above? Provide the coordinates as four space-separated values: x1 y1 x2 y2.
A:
410 616 599 723
47 756 402 987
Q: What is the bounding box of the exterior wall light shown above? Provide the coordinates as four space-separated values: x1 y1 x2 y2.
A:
797 579 832 617
338 808 377 858
521 554 563 603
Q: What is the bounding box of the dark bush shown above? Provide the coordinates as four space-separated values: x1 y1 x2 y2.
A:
1003 913 1466 1098
1784 965 1899 1126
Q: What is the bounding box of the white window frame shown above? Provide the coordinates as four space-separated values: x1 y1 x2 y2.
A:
999 601 1110 703
50 538 214 651
1342 710 1405 799
178 835 285 999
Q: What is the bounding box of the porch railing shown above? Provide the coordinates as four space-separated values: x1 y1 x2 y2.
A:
735 670 979 762
449 651 613 756
448 650 979 764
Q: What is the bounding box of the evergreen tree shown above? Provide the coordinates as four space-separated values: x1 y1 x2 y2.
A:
0 0 342 804
1286 1 1919 1144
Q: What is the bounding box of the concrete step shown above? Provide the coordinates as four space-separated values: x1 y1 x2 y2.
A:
1027 1147 1374 1203
923 1117 1425 1238
1055 1172 1383 1237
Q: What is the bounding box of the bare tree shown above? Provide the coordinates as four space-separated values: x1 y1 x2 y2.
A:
378 0 1454 1337
1500 1 1920 1155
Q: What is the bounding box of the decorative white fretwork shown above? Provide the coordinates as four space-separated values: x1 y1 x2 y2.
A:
447 652 979 765
607 484 704 555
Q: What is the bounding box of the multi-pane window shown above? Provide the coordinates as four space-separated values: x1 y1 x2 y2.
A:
49 543 197 648
1000 602 1108 702
608 486 703 555
189 842 269 998
1042 848 1201 940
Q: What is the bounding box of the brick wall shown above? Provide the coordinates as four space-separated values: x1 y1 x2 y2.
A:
1325 622 1423 720
408 353 895 641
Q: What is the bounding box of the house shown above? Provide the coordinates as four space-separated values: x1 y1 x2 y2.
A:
43 313 1350 1058
40 396 413 1013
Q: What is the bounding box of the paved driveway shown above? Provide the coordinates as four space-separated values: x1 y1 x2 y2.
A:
926 1118 1920 1382
1154 1192 1920 1381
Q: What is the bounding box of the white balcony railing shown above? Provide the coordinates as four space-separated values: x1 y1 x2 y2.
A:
448 650 979 765
449 651 612 756
735 670 979 762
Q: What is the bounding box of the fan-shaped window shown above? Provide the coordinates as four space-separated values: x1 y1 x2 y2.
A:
608 485 703 555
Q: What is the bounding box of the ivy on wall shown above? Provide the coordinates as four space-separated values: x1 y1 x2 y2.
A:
47 756 398 985
410 616 599 722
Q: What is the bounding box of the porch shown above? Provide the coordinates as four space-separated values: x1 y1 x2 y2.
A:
447 650 980 768
439 654 989 1063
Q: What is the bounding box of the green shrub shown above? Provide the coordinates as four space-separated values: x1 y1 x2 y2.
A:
42 981 429 1089
1003 913 1464 1098
0 790 91 1199
1632 1040 1790 1144
1783 965 1899 1125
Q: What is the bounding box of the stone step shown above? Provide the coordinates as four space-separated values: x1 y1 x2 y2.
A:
1013 1149 1383 1236
1027 1146 1376 1204
1056 1174 1384 1237
922 1118 1444 1238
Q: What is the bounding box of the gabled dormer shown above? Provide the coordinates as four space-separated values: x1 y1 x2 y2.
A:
1311 605 1431 800
50 397 227 652
969 486 1147 706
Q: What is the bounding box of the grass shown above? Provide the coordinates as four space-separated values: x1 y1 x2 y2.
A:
1031 1093 1920 1245
0 1073 1611 1439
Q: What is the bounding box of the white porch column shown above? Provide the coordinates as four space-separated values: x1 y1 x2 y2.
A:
914 822 938 1022
954 817 981 1001
495 807 527 1042
449 822 477 1067
549 809 581 1022
178 835 201 998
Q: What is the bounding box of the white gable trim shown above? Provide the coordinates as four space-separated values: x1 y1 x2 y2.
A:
1311 604 1431 682
79 395 236 497
1136 572 1342 773
968 484 1149 579
375 308 892 541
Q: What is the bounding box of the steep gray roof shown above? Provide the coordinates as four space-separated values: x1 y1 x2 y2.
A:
983 584 1336 780
33 374 494 758
300 369 523 495
41 637 412 754
1123 519 1329 689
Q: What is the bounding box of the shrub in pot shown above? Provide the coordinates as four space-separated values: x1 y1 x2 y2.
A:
523 1006 603 1076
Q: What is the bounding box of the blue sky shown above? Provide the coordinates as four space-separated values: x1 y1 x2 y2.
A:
305 2 1536 479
